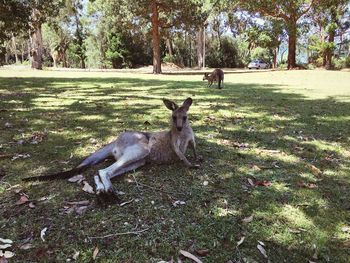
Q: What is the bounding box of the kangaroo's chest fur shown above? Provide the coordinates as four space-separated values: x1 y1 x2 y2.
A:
146 128 193 164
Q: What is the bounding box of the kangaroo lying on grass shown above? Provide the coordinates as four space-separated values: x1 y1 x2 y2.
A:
203 68 224 89
23 98 199 196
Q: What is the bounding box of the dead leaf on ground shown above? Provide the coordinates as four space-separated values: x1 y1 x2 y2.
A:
297 181 317 189
19 243 33 250
236 236 245 247
93 246 99 260
75 206 88 215
65 200 90 206
11 153 31 161
40 227 48 242
255 181 272 187
252 165 261 171
242 215 254 223
120 199 134 207
0 256 8 263
257 244 268 258
247 178 255 187
16 195 29 205
172 200 186 207
179 250 202 263
308 164 321 175
195 249 209 256
72 251 80 260
82 181 95 194
28 202 36 209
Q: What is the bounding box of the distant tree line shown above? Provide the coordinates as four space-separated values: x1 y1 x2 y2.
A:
0 0 349 72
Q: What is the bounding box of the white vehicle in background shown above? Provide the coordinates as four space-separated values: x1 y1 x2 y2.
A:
248 60 269 69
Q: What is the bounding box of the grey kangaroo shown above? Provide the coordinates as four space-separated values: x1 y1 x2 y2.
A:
23 98 199 195
203 68 224 89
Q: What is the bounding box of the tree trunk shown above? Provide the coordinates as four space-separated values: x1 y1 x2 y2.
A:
30 8 43 70
11 35 19 64
151 1 161 74
165 38 173 57
287 21 297 69
196 26 204 69
273 47 278 68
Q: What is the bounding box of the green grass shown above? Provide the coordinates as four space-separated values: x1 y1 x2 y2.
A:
1 68 350 262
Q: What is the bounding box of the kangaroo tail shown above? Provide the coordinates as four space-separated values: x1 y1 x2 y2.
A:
22 142 115 182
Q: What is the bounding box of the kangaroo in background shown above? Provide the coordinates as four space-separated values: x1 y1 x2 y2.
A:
203 68 224 89
23 98 199 196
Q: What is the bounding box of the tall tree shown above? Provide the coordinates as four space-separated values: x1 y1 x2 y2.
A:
240 0 318 69
28 0 64 69
96 0 201 74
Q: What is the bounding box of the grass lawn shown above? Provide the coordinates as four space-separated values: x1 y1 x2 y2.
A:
0 68 350 262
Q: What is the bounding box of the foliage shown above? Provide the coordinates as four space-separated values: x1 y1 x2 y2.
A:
251 46 272 63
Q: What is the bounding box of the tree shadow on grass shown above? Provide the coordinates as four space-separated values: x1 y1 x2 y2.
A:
0 76 349 262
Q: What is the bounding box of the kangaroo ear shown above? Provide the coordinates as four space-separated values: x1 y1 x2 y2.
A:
163 99 178 111
182 97 193 111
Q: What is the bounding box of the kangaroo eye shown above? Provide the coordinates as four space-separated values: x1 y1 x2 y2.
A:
183 116 187 121
172 116 177 122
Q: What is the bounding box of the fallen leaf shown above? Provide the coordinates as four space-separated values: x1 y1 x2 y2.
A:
19 243 33 250
11 153 31 161
0 239 13 244
65 200 90 206
0 244 11 250
179 250 203 263
0 256 8 263
341 226 350 232
172 200 186 207
68 174 85 184
252 165 261 171
257 240 265 246
297 181 317 189
16 195 29 205
236 236 245 247
195 249 209 256
309 164 321 175
242 215 254 223
257 244 268 258
120 199 134 207
247 178 255 186
93 246 99 260
72 251 80 260
82 181 95 194
40 227 48 242
28 202 36 208
255 181 272 186
75 206 88 215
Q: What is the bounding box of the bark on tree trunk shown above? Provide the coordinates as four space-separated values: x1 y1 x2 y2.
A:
196 26 204 69
31 24 43 70
151 1 161 74
273 47 278 68
11 35 19 64
287 21 297 69
165 38 173 57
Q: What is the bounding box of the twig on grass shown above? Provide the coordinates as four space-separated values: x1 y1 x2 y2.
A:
88 227 150 240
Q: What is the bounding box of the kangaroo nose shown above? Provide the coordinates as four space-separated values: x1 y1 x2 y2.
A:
177 127 182 131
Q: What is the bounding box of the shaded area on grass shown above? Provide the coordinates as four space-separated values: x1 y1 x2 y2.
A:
0 75 350 262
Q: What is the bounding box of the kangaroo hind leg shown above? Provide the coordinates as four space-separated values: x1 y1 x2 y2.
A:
97 143 149 194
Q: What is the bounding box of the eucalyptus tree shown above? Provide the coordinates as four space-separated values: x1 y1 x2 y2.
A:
239 0 318 69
